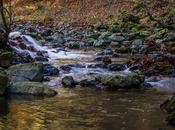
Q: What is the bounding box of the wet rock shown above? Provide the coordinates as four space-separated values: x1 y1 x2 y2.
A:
7 63 44 82
35 56 48 62
66 41 80 49
160 94 175 125
44 64 59 76
7 81 57 96
60 65 72 72
62 76 76 88
96 49 113 56
67 64 85 68
79 79 99 87
99 71 145 89
0 52 12 68
0 68 8 96
108 63 126 71
104 48 113 55
143 82 153 89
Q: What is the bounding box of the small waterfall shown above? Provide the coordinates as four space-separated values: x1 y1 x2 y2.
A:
9 32 48 59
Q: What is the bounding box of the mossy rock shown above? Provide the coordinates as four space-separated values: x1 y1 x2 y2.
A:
84 38 95 46
7 63 44 82
100 71 145 89
7 81 57 96
0 67 8 96
0 52 12 68
62 76 76 88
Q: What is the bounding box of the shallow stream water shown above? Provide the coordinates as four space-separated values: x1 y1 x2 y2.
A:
1 38 175 130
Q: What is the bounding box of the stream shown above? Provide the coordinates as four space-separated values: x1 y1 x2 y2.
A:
0 33 174 130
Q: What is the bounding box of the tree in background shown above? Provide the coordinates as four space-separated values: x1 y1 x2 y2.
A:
0 0 13 49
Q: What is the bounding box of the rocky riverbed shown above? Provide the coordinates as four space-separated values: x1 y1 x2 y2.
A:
0 21 175 129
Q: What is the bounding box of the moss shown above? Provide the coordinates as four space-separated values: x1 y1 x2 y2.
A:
0 52 12 60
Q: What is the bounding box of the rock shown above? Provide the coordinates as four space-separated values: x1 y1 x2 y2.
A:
79 79 99 87
8 63 44 82
99 71 145 89
116 47 130 54
84 38 95 46
66 41 80 49
109 34 125 42
132 39 143 46
35 56 48 62
62 76 76 88
44 64 59 76
160 94 175 125
108 64 126 71
131 39 144 54
0 52 12 68
94 22 109 31
164 32 175 42
110 23 120 33
7 81 57 96
52 37 66 47
96 49 113 56
0 68 8 96
93 39 110 48
86 32 101 39
103 48 113 55
110 41 120 47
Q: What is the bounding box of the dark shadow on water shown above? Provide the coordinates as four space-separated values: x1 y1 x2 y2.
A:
0 97 9 117
5 94 45 101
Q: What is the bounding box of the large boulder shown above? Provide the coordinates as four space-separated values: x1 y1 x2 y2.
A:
0 68 8 96
7 63 44 82
160 94 175 125
7 81 57 96
98 71 145 89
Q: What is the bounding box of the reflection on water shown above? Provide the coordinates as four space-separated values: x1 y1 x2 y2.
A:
0 88 173 130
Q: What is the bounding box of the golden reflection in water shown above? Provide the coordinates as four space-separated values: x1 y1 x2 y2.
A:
0 88 174 130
